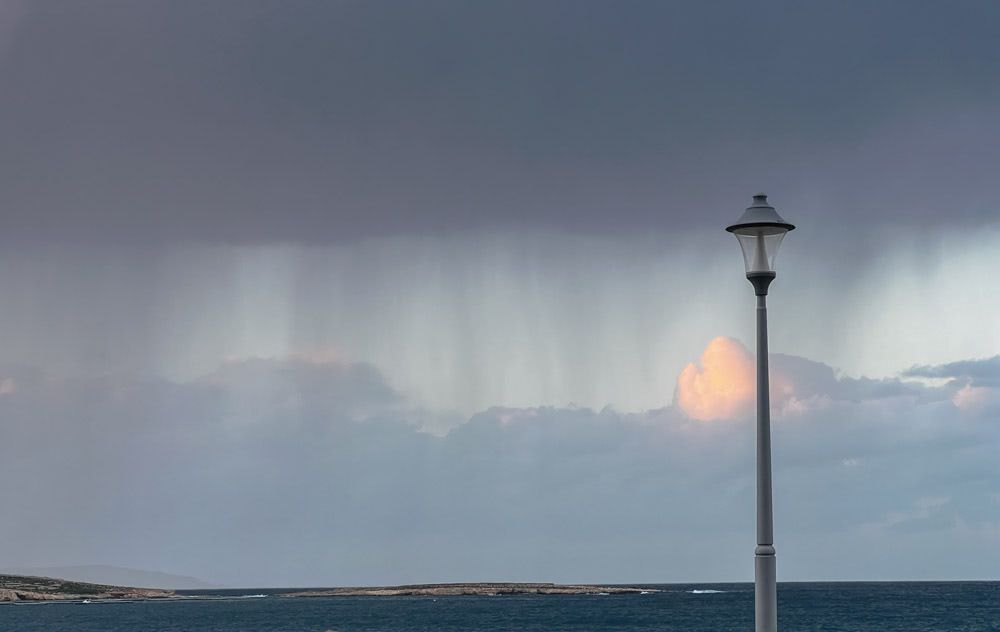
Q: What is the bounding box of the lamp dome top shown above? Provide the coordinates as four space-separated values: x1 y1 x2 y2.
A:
726 193 795 233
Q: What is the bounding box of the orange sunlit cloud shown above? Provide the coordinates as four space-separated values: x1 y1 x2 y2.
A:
676 337 756 421
677 337 806 421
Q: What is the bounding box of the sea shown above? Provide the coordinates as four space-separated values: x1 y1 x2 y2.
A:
1 582 998 631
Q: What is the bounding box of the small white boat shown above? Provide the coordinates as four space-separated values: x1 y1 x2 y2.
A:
81 599 91 604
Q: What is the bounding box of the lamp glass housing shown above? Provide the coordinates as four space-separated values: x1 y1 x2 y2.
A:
726 194 794 276
733 225 788 275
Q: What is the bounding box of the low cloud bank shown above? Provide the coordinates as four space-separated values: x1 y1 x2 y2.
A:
0 347 997 586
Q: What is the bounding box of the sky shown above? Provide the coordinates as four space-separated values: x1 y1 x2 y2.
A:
1 0 1000 587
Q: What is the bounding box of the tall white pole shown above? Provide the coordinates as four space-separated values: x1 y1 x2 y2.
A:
754 289 776 632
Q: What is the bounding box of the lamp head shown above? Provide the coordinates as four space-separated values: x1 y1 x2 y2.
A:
726 194 795 287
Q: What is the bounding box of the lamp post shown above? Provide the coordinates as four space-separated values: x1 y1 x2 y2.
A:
726 194 795 632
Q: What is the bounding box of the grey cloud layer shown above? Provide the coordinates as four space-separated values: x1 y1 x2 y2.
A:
1 352 996 586
771 353 937 403
1 1 999 245
903 356 1000 386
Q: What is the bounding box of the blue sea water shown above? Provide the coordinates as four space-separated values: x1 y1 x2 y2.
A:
2 582 999 631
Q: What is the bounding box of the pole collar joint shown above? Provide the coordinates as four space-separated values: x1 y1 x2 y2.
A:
747 272 775 296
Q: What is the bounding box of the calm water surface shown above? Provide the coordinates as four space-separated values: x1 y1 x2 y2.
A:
2 582 999 631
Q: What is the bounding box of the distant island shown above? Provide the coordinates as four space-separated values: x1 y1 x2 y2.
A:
0 574 173 602
0 575 657 602
283 582 657 597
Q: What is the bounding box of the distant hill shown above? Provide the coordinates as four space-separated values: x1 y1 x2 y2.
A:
0 574 173 601
1 565 217 590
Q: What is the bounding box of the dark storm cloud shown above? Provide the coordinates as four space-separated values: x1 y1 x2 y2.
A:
1 0 999 245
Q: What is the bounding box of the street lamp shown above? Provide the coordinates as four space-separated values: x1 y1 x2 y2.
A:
726 193 795 632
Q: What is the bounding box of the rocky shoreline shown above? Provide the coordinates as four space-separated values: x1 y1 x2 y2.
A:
283 582 657 597
0 574 173 602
